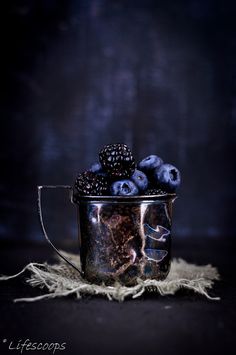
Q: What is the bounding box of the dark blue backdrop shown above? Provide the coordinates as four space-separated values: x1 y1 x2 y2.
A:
1 0 236 241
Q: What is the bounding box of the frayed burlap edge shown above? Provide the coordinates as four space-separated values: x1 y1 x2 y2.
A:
0 250 220 302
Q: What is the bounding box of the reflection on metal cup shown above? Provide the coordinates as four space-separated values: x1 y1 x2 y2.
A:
76 194 176 286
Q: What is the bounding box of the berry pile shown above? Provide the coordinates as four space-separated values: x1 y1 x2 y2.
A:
73 143 181 198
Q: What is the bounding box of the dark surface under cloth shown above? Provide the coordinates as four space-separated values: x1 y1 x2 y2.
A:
0 237 235 355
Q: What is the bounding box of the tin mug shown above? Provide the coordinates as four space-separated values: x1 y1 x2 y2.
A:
38 185 176 286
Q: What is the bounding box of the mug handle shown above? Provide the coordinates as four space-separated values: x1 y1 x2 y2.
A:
37 185 83 276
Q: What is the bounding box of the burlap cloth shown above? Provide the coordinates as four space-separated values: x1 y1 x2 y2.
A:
0 250 220 302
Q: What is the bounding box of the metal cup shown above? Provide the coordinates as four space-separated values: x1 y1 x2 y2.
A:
38 186 176 285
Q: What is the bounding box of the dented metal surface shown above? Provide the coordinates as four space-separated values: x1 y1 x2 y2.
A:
76 196 175 285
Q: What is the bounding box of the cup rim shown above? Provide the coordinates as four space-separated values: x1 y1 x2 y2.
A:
72 193 177 203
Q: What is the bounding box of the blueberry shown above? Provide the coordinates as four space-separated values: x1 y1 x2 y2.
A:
90 162 103 173
90 162 107 177
131 169 148 192
154 163 181 192
111 180 139 196
138 155 163 172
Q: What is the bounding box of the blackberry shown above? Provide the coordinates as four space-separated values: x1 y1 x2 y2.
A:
73 171 109 201
144 188 166 196
99 143 135 179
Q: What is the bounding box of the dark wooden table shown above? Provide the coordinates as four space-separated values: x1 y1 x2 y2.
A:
0 238 235 355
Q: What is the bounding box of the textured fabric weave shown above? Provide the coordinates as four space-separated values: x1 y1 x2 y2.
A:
0 250 220 302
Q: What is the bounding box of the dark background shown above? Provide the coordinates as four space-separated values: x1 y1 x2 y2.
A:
1 0 236 242
1 2 236 355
